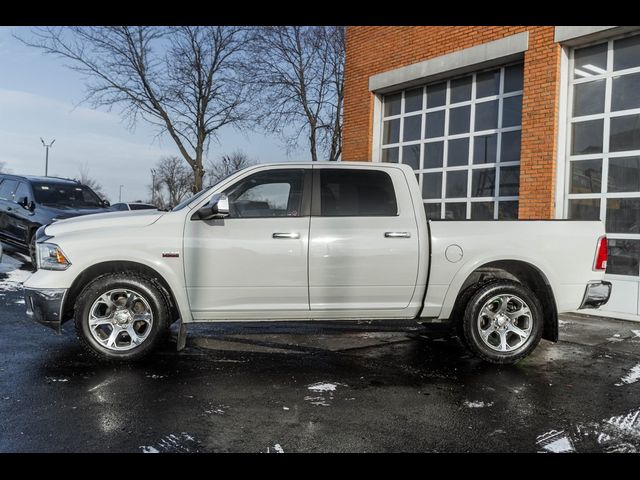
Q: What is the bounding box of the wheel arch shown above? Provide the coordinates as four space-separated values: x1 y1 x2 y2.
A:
449 259 558 342
62 261 182 327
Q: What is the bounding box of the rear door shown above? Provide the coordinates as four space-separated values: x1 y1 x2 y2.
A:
0 179 19 242
308 166 420 312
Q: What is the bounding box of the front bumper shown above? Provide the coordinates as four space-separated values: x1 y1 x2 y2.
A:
578 281 612 309
24 287 67 333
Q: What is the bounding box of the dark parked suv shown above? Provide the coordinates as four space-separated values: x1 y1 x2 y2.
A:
0 174 111 265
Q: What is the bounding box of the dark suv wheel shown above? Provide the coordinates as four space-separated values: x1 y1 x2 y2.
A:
460 280 543 364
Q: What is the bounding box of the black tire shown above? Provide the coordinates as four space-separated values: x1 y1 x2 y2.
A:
460 280 543 365
74 272 170 362
28 231 37 270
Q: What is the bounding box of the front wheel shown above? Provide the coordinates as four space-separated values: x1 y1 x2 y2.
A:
74 273 170 362
460 280 543 364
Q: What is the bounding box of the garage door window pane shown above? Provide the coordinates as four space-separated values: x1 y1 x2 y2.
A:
607 239 640 276
403 114 422 142
382 147 399 163
502 95 523 127
384 93 402 117
612 73 640 112
471 168 495 197
446 170 468 198
449 105 470 134
572 119 604 154
444 202 466 220
573 79 606 116
501 130 521 163
447 138 469 166
606 198 640 233
405 88 424 113
574 43 608 79
425 110 445 138
473 134 497 164
424 142 444 169
570 159 602 194
608 156 640 192
450 76 472 103
475 100 499 131
476 69 500 98
383 119 400 145
504 64 524 92
614 35 640 71
498 201 518 219
427 82 446 108
610 114 640 152
402 145 421 170
568 199 601 220
471 202 494 219
422 172 442 199
424 203 441 219
499 166 520 196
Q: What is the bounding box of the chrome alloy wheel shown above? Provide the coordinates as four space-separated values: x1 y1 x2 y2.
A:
88 289 154 351
477 294 533 352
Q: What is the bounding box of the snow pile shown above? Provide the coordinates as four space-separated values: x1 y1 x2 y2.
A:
615 363 640 387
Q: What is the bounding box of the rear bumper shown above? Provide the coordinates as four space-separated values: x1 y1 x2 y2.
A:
24 287 67 333
578 281 612 309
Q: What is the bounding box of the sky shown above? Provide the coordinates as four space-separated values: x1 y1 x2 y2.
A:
0 27 308 202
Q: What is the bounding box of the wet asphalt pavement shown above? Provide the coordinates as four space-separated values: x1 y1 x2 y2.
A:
1 245 640 453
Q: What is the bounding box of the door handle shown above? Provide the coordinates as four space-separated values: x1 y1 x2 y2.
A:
384 232 411 238
273 232 300 239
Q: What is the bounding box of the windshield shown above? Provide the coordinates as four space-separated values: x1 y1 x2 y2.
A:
32 183 103 209
171 187 211 212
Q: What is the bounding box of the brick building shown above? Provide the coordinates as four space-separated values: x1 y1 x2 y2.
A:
342 26 640 319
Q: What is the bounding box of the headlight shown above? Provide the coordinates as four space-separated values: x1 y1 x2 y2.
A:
36 243 71 271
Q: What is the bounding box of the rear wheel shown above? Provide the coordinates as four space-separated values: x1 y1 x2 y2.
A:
460 280 543 364
74 273 170 362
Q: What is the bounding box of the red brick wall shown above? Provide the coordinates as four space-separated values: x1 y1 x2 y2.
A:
343 26 561 219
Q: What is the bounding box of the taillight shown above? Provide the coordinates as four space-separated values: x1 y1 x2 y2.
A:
594 236 608 271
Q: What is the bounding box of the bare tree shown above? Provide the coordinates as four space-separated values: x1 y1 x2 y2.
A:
245 26 345 162
206 149 256 185
0 160 9 174
77 162 108 200
19 26 251 192
152 156 194 207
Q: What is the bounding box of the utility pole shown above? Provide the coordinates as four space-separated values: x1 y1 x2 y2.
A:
150 169 157 205
40 138 55 176
119 185 124 203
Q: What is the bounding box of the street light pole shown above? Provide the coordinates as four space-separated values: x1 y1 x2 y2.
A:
40 138 55 176
119 185 124 203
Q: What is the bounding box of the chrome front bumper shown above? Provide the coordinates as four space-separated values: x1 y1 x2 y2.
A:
24 287 67 333
578 281 612 309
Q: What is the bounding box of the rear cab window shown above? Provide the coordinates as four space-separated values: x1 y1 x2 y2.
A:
317 169 398 216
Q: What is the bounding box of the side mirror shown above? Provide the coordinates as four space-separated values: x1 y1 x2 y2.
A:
194 193 229 220
28 200 36 212
101 199 111 208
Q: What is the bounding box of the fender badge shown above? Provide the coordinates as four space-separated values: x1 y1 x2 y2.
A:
162 252 180 258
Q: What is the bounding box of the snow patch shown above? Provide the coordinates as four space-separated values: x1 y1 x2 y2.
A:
146 374 167 379
268 444 284 453
536 430 575 453
140 432 200 453
304 382 347 407
632 330 640 339
46 377 69 383
464 400 494 408
615 364 640 387
0 267 31 293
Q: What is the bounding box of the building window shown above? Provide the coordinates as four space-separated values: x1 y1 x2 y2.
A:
565 34 640 277
380 63 523 220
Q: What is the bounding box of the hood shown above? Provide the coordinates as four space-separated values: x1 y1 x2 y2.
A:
45 210 165 237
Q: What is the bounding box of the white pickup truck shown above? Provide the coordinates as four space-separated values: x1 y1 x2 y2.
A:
23 162 611 364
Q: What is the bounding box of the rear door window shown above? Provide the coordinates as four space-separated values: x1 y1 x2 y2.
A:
14 182 32 204
0 179 18 201
318 169 398 216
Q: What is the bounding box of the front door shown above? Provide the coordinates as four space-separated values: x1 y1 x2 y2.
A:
308 166 420 313
183 167 311 319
